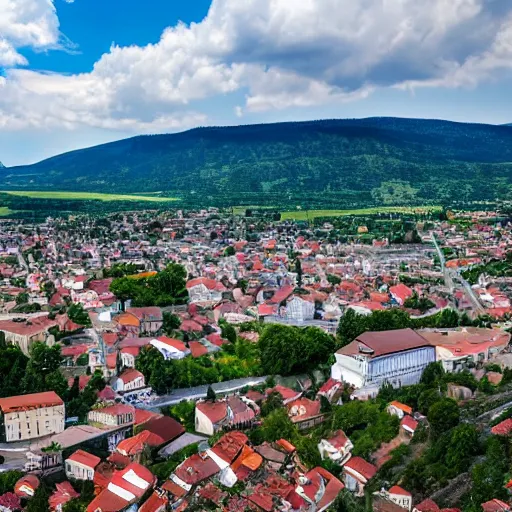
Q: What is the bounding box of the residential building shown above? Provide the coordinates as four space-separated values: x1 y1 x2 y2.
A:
65 450 101 481
318 430 353 465
0 391 65 442
126 307 163 335
88 404 135 427
343 456 377 496
112 369 146 393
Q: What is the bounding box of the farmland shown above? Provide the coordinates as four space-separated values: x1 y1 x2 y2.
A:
0 191 179 202
281 206 442 221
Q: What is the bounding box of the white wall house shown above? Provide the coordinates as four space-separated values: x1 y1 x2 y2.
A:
285 296 315 322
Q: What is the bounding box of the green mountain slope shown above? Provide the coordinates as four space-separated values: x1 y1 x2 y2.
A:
4 117 512 208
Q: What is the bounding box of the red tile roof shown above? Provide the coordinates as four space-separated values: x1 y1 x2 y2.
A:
344 456 377 481
186 277 218 290
389 485 411 497
389 401 413 415
67 449 101 469
0 391 63 413
211 431 248 463
173 453 220 485
196 400 228 424
481 500 511 512
155 336 187 352
49 481 79 510
401 415 418 433
188 341 209 357
414 499 440 512
491 418 512 436
118 368 144 384
14 475 40 498
266 385 301 402
287 397 321 422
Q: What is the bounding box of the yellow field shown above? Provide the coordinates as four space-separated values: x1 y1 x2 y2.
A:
1 191 179 202
281 206 442 221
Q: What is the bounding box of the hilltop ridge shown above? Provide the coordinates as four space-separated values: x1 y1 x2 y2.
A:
3 117 512 208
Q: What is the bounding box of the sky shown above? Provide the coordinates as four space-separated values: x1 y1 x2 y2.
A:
2 0 512 166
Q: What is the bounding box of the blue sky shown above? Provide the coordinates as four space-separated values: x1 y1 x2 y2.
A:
1 0 512 166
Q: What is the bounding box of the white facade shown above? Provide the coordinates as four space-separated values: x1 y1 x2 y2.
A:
285 297 315 322
332 346 436 391
1 403 65 442
150 338 189 360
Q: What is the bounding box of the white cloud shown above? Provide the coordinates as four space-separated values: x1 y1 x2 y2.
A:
1 0 512 135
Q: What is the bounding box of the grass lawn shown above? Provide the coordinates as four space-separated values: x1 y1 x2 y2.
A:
281 206 442 221
0 207 14 216
1 191 179 202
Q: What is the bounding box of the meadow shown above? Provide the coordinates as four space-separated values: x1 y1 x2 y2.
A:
280 206 442 221
0 191 179 202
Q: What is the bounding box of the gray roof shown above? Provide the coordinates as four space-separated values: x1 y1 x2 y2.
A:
158 432 208 458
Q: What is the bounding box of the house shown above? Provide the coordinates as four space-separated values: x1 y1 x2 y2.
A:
88 404 135 427
413 499 440 512
87 462 156 512
481 500 511 512
286 397 325 430
293 466 345 512
112 368 146 393
389 284 413 305
195 396 257 436
14 475 40 498
401 416 419 437
318 430 353 465
150 336 190 360
186 277 223 304
387 401 413 419
0 315 59 354
490 418 512 436
0 391 65 442
317 378 343 404
331 329 436 397
65 449 101 480
342 456 377 496
49 481 80 511
373 486 413 511
265 385 302 405
126 307 163 335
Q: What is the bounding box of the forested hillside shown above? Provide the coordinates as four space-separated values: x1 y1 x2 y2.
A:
4 118 512 208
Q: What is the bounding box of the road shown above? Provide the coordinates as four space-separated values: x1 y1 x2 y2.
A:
142 376 268 410
431 233 484 314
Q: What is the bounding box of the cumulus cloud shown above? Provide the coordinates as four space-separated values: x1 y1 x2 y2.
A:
1 0 512 133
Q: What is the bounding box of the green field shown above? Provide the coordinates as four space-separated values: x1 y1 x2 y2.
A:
0 207 14 217
281 206 442 221
1 191 179 202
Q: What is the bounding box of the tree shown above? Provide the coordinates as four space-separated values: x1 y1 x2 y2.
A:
25 483 51 512
418 388 441 415
224 246 236 257
295 258 303 288
428 398 460 438
0 471 23 495
261 391 284 417
221 323 237 344
206 385 216 402
67 303 91 327
15 292 29 305
45 370 69 397
163 312 181 333
337 309 367 347
420 362 445 387
445 424 479 471
260 409 297 443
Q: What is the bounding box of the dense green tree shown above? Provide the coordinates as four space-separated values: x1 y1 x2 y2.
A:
15 292 29 304
295 258 303 288
162 312 181 333
420 362 445 387
67 303 91 327
260 409 297 443
206 385 216 402
428 398 460 438
220 323 237 344
418 388 442 415
0 471 23 495
261 391 284 417
224 246 236 257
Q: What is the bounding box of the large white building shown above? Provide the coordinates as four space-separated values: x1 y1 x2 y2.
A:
331 328 435 396
0 391 65 443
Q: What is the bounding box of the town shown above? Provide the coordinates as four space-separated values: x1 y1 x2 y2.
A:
0 206 511 512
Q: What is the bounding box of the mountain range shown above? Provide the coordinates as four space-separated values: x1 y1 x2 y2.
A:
3 117 512 208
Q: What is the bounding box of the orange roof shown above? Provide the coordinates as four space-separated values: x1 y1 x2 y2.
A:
0 391 63 414
276 439 296 453
389 485 411 497
67 449 101 469
128 271 157 279
116 312 140 327
242 452 263 471
389 401 413 415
